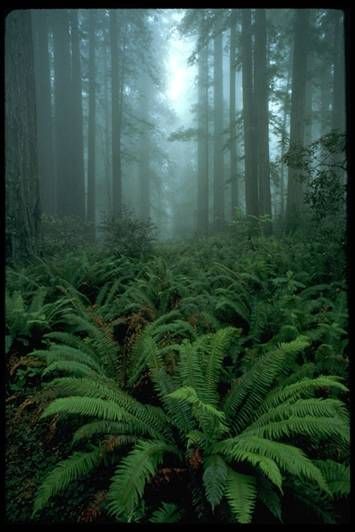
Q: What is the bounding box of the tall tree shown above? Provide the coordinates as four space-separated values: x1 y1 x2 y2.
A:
31 10 55 216
286 9 309 228
110 10 122 217
139 71 152 221
331 10 345 135
197 36 209 234
52 9 75 217
241 9 258 217
254 8 271 226
87 10 96 232
102 13 112 213
229 9 238 218
213 20 225 230
70 9 85 220
5 10 40 260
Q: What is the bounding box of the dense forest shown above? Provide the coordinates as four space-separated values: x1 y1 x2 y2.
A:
5 8 349 524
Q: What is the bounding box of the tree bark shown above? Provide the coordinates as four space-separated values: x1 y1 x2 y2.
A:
110 10 122 217
197 38 209 235
213 26 225 230
229 10 238 219
70 9 85 220
139 71 151 221
286 9 309 229
254 9 271 229
87 10 96 234
31 10 55 216
241 9 258 218
52 9 75 217
6 10 40 261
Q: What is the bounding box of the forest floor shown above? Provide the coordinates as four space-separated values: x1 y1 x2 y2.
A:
5 231 349 523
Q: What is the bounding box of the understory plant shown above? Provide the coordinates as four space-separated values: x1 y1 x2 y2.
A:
31 328 349 523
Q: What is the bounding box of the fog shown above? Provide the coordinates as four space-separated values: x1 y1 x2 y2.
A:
5 8 346 257
5 8 349 525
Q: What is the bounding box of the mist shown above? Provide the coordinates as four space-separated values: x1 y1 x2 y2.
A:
5 8 349 525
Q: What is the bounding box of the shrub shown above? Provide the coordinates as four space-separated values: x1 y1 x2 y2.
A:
39 215 94 257
100 209 156 258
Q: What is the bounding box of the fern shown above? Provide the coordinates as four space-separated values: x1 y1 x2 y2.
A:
149 502 182 523
225 467 257 524
33 447 102 515
202 454 228 510
106 440 178 520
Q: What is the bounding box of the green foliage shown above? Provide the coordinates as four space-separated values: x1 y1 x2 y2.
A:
6 231 348 524
100 209 156 258
39 215 94 257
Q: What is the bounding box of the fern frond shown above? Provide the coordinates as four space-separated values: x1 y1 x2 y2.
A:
217 440 283 492
107 440 178 520
221 436 329 494
223 336 310 432
202 454 228 510
253 375 348 419
225 467 257 523
33 448 102 515
41 396 128 422
313 460 350 498
204 327 238 406
149 502 182 523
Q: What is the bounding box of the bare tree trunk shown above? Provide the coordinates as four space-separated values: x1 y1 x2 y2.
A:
241 9 258 218
229 10 238 219
213 27 225 230
110 10 122 217
254 9 271 230
52 9 75 217
87 10 96 236
70 9 85 220
6 10 40 261
286 9 309 229
31 10 55 216
197 38 209 235
139 71 151 221
103 19 112 213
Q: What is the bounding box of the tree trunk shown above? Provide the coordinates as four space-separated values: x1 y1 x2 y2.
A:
197 39 209 235
286 9 309 229
5 10 40 261
241 9 258 218
110 10 122 217
213 27 225 230
279 66 291 219
139 72 151 221
87 10 96 235
70 9 85 220
52 9 75 217
254 9 271 229
229 10 238 219
31 10 55 216
103 21 112 213
331 11 345 134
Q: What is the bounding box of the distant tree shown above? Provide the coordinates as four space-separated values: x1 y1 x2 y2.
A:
52 9 75 217
241 9 258 217
286 9 310 228
110 10 122 217
229 9 238 219
5 10 40 260
31 10 56 216
197 24 209 235
70 9 85 220
213 15 225 230
254 8 271 227
87 9 97 235
139 71 152 221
